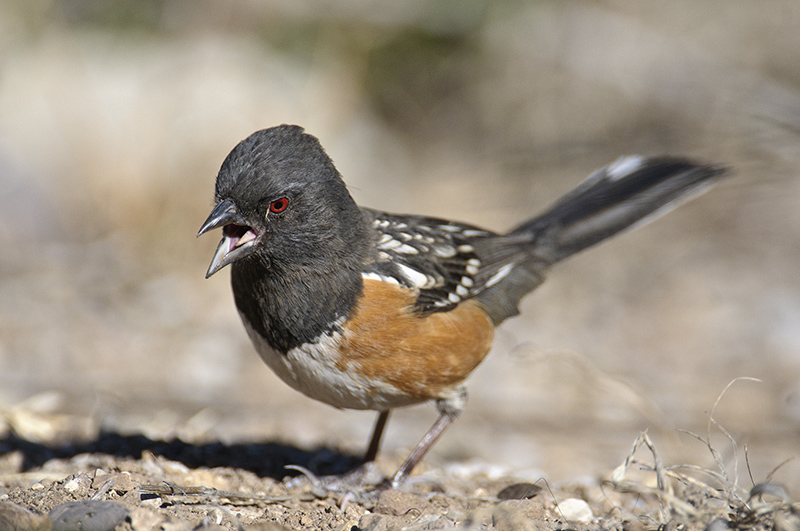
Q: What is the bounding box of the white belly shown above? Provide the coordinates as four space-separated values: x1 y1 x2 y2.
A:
241 316 424 411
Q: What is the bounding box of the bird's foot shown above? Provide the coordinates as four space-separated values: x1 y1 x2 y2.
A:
283 461 391 506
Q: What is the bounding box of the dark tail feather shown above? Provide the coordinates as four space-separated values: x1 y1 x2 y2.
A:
476 156 727 325
510 156 728 265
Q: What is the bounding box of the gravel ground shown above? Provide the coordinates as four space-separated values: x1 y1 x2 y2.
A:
1 404 797 530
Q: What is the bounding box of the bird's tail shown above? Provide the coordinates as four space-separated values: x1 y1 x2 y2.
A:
510 155 727 264
476 156 727 324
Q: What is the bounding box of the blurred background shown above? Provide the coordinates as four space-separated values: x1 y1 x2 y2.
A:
1 0 798 491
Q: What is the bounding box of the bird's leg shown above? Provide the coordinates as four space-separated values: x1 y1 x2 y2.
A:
389 387 466 489
287 409 394 495
389 413 455 488
287 412 391 493
364 410 390 463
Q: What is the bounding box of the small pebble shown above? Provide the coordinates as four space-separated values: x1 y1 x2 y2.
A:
497 483 542 500
63 473 92 494
141 496 163 508
91 469 110 489
63 478 82 493
556 498 593 524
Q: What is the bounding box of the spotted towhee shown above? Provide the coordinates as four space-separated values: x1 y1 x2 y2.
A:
198 125 726 488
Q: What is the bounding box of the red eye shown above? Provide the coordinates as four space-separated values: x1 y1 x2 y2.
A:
269 197 289 213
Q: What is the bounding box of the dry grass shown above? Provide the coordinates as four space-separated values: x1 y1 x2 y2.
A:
607 380 799 531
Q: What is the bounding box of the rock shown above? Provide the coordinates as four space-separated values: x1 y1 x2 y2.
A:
0 501 52 531
92 472 135 496
497 483 542 500
555 498 593 524
49 500 128 531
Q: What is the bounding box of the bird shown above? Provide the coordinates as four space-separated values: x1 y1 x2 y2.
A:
198 124 726 489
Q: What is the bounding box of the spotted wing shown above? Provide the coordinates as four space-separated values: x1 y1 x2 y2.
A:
362 210 523 315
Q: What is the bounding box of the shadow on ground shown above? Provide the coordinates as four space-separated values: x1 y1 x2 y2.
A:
0 431 362 480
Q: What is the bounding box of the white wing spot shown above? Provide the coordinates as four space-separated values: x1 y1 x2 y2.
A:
448 292 461 304
607 155 646 181
485 263 514 288
396 263 435 289
457 244 474 253
456 285 469 296
378 237 402 250
460 276 474 287
432 245 457 258
438 225 462 232
395 243 418 254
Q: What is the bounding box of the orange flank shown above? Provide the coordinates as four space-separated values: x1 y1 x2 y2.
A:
340 279 495 400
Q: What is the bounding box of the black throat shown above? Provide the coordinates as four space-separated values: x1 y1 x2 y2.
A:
230 240 367 355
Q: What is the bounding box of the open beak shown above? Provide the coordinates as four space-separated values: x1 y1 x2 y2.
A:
197 198 259 278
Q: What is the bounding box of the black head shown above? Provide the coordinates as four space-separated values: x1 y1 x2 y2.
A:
198 125 368 278
198 125 373 351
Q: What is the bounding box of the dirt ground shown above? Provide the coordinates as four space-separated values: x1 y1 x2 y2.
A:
1 401 797 530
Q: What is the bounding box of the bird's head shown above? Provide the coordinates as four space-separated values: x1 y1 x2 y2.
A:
198 125 366 278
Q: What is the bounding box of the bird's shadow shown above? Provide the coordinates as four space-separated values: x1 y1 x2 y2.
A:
0 431 363 480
